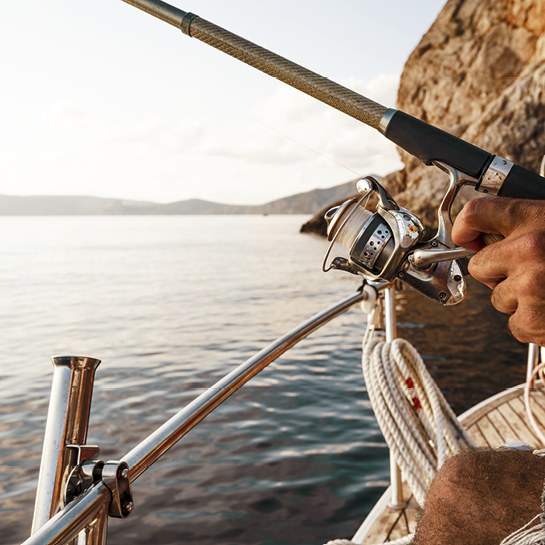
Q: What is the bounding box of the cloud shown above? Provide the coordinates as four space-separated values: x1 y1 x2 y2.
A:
99 116 207 154
42 100 92 130
194 122 311 164
91 72 401 171
37 72 403 189
42 99 209 155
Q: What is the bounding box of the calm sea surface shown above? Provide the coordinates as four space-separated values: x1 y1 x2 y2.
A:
0 215 527 545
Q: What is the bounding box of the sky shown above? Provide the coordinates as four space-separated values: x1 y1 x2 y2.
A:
0 0 446 205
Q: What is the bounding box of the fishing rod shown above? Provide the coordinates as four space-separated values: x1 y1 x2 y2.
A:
122 0 545 200
120 0 545 305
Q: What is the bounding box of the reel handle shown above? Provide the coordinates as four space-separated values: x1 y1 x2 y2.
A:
481 233 504 246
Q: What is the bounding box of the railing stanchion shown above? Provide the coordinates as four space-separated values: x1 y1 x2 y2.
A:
384 286 405 509
527 344 540 388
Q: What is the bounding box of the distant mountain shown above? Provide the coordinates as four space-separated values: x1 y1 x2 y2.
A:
0 195 156 215
0 180 359 216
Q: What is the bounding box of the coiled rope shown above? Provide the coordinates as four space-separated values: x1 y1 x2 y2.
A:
357 333 545 545
327 318 545 545
362 334 476 507
325 326 475 545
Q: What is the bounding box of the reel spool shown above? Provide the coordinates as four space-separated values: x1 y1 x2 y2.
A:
327 200 374 249
325 197 395 277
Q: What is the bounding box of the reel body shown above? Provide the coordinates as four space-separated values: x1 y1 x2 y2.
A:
323 170 473 306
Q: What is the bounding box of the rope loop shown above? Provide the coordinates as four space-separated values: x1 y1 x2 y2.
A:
325 332 476 545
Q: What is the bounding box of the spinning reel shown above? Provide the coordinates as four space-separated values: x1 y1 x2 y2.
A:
323 162 477 306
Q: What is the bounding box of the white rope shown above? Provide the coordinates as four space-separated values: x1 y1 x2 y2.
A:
324 328 475 545
329 331 474 545
362 334 476 507
499 514 545 545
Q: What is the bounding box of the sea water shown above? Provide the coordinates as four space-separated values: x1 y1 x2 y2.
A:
0 215 526 545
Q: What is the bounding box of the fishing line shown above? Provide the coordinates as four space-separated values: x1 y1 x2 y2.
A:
112 40 366 179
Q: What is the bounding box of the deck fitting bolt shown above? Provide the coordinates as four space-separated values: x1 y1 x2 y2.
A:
398 271 405 278
121 468 129 479
124 501 134 513
454 275 462 282
431 241 438 247
438 292 447 300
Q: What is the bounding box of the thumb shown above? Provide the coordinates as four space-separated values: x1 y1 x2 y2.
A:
452 197 523 251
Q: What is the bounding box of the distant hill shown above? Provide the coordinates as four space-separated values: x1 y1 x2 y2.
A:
0 195 157 215
0 180 359 216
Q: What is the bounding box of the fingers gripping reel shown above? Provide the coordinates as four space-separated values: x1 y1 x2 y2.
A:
323 168 474 306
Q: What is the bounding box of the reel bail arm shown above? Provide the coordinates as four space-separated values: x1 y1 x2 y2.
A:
408 161 477 268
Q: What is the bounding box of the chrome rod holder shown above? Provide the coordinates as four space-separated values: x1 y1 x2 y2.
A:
31 356 101 535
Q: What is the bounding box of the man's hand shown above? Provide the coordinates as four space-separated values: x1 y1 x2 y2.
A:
452 196 545 346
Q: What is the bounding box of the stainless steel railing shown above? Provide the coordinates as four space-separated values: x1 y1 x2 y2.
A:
22 289 371 545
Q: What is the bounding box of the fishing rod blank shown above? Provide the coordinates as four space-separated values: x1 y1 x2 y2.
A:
121 0 545 201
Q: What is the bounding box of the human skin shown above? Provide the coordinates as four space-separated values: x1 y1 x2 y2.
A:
452 197 545 347
413 449 545 545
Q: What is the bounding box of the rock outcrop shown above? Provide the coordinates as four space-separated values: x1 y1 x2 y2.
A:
389 0 545 228
303 0 545 236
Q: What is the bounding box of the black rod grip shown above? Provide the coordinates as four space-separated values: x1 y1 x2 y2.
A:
384 111 492 179
497 164 545 200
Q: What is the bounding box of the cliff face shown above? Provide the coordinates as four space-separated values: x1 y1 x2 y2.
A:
385 0 545 228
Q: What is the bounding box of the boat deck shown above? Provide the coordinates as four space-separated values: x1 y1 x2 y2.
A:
355 383 545 544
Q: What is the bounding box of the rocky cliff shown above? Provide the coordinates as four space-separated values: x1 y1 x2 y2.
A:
385 0 545 228
304 0 545 236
